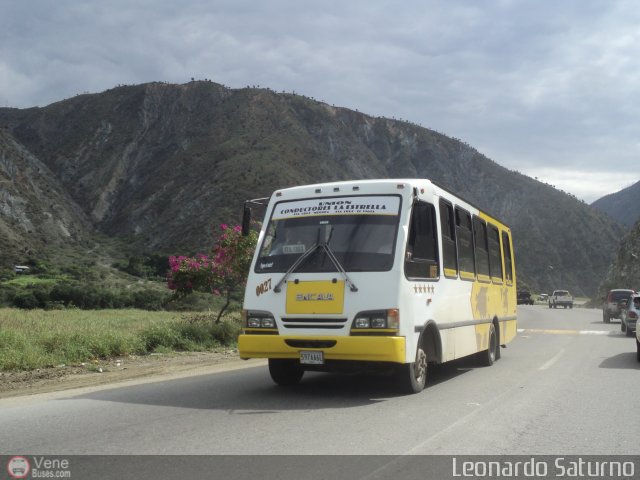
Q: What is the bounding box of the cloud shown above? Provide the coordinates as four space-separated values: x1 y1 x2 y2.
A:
1 0 639 201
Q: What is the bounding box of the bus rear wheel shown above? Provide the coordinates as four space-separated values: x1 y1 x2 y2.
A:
479 323 498 366
268 359 304 386
396 347 427 394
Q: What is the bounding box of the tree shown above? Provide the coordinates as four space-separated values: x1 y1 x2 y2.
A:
167 224 258 324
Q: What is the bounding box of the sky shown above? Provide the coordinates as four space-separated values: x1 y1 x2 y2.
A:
2 0 639 203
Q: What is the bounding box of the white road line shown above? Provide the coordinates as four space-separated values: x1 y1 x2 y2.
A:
518 329 609 335
539 348 565 371
366 389 513 461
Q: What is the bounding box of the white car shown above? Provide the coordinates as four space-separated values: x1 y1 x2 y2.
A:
635 297 640 362
620 293 639 337
548 290 573 309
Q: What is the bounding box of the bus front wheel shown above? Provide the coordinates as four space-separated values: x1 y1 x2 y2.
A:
396 347 427 394
268 359 304 386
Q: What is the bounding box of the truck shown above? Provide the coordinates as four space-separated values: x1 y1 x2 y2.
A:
548 290 573 309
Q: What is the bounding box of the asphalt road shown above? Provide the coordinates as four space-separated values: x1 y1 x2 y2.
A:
1 306 639 460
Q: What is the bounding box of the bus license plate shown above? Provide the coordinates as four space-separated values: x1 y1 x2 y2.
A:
300 351 324 365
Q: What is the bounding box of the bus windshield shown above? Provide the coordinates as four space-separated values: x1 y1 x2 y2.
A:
255 195 401 273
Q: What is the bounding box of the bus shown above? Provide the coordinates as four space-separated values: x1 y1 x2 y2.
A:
239 178 517 393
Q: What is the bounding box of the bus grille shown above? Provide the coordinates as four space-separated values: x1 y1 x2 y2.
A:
285 339 337 348
281 318 347 329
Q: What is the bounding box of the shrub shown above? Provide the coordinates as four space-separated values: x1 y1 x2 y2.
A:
0 268 16 281
13 292 41 309
168 224 258 323
139 316 241 353
211 319 242 345
132 290 170 311
140 324 189 352
0 285 18 307
25 259 46 274
122 254 170 279
45 284 166 310
181 313 242 346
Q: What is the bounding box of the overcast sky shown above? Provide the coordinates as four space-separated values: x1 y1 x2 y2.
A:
2 0 639 202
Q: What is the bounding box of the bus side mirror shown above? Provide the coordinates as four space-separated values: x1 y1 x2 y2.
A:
241 205 252 236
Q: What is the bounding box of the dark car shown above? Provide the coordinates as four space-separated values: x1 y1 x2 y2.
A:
517 290 534 305
620 293 640 337
603 289 635 323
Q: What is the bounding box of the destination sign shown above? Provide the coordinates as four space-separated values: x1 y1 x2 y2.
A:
272 196 400 220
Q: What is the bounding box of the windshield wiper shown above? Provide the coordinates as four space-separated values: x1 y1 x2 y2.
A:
273 243 319 293
318 242 358 292
273 225 358 293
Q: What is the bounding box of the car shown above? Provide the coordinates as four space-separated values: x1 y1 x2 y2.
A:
549 290 573 309
636 307 640 362
635 295 640 361
603 289 635 323
517 290 534 305
538 293 548 301
620 293 640 337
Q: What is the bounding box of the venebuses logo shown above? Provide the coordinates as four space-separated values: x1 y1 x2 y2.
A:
7 456 30 479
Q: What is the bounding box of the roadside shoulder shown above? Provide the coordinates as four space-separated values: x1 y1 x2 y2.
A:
0 351 265 401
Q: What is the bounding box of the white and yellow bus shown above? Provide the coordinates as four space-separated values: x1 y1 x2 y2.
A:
239 179 517 393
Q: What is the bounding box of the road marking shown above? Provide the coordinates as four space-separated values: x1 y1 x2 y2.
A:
517 329 609 336
539 348 565 370
355 389 513 467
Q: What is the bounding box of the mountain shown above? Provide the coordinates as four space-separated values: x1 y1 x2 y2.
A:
600 219 640 293
591 180 640 227
0 81 626 295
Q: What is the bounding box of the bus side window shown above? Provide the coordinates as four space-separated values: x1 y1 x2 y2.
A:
439 200 458 276
488 224 503 282
473 216 490 279
405 202 439 279
502 231 514 284
455 208 475 278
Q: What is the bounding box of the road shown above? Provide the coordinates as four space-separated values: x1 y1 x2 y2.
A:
1 306 639 458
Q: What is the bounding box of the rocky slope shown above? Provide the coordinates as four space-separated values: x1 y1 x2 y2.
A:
600 219 640 293
0 128 94 263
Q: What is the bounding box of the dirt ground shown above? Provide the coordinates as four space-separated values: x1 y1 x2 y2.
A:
0 350 255 399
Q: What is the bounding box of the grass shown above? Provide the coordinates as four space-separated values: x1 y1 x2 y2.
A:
1 275 67 287
0 308 242 371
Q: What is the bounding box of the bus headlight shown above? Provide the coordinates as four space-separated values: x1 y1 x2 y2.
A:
354 317 370 329
243 310 277 329
352 309 399 331
371 317 387 328
248 318 261 328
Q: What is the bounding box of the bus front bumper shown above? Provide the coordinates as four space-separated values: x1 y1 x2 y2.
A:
238 334 406 364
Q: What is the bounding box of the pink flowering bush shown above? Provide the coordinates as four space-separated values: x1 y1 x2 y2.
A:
168 224 258 324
